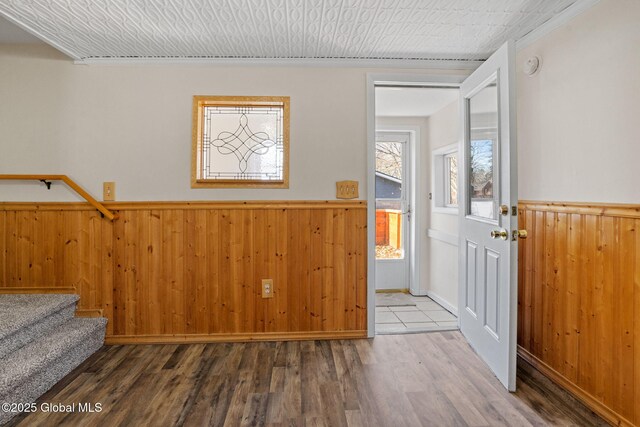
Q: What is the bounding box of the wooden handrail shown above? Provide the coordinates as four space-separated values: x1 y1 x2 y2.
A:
0 174 117 220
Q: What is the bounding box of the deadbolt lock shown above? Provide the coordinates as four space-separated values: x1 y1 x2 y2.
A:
490 229 509 240
499 205 509 216
512 230 528 241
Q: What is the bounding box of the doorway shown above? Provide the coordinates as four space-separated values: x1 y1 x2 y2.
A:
373 85 461 335
367 41 520 391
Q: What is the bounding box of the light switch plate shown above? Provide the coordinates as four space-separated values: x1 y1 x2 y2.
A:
336 180 359 199
103 182 116 201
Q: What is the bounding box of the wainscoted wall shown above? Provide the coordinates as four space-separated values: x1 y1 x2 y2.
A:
0 201 368 343
517 201 640 427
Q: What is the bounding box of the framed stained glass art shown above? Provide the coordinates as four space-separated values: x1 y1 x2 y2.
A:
192 96 290 188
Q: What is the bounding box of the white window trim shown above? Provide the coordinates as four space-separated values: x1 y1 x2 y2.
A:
432 143 459 215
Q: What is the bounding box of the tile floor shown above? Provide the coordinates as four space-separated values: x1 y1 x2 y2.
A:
375 294 458 334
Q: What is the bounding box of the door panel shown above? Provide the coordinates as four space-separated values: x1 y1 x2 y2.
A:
458 41 518 391
484 248 500 337
465 241 478 316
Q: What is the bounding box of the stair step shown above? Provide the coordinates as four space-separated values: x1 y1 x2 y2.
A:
0 317 107 424
0 294 79 359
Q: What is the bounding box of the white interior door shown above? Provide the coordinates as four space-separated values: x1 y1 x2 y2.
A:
458 41 520 390
375 131 411 292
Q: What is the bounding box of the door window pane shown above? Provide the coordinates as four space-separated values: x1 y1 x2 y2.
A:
375 141 403 199
375 136 405 259
375 200 403 259
468 81 498 220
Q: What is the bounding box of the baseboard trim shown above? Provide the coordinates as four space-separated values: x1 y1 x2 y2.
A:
425 291 458 316
517 346 634 427
105 330 368 345
0 286 76 294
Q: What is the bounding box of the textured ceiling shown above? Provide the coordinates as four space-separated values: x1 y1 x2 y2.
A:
0 0 577 61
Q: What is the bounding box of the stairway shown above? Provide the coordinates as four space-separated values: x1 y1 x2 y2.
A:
0 294 106 424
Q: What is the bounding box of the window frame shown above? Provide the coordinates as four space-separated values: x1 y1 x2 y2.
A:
191 95 290 189
432 143 459 215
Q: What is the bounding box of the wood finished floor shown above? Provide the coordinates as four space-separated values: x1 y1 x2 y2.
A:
8 332 604 427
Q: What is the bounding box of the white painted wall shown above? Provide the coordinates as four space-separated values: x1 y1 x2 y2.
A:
426 100 460 311
517 0 640 204
0 44 468 202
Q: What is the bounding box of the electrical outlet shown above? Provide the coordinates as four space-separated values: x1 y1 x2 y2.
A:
103 182 116 201
336 180 359 199
262 279 274 298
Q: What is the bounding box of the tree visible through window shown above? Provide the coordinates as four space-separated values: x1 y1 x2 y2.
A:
445 153 458 207
469 138 495 218
375 142 402 182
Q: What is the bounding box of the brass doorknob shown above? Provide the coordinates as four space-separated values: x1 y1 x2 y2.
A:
513 230 528 240
490 229 508 240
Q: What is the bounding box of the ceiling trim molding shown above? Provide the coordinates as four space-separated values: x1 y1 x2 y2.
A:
74 57 484 70
516 0 601 51
0 11 80 60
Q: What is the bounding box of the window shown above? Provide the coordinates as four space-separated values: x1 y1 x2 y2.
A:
375 135 407 260
432 143 459 214
192 96 289 188
444 152 458 207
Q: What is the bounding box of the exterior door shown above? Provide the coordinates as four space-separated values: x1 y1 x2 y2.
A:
375 131 411 292
458 41 521 391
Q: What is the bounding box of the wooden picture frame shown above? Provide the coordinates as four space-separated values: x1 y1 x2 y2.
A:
191 95 290 188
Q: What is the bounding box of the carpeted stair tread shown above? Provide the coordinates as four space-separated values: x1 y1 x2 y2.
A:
0 294 79 341
0 317 107 399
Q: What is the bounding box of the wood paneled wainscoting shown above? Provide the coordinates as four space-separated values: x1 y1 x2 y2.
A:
518 201 640 427
0 201 368 343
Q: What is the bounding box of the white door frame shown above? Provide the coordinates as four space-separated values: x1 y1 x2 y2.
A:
366 73 469 337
